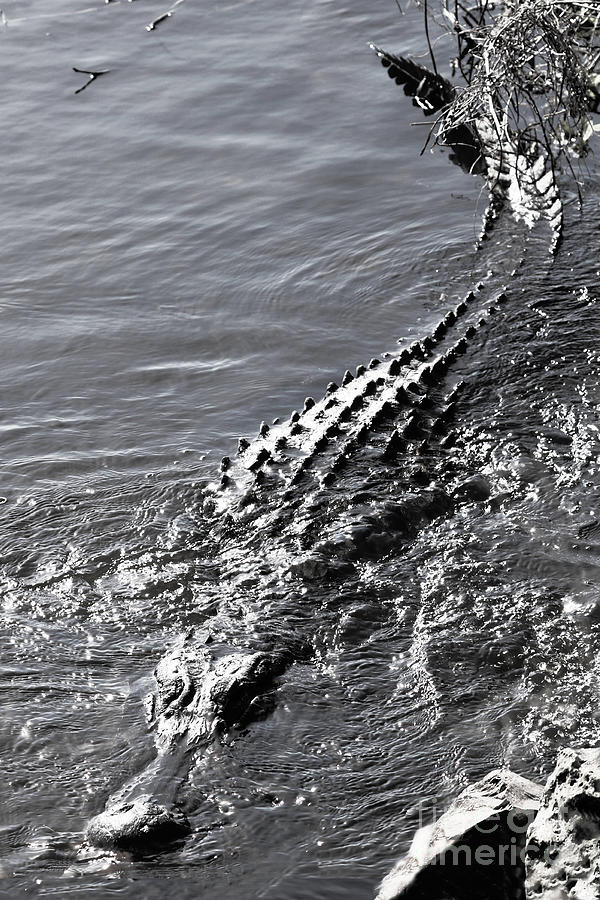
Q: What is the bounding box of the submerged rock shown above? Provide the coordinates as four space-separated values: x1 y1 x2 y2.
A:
376 769 542 900
525 748 600 899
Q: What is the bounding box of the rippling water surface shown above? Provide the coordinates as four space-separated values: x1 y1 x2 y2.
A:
1 1 600 898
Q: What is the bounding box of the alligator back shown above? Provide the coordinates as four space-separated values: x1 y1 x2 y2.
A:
215 280 507 535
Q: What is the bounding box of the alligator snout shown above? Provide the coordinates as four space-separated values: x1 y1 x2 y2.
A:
86 795 190 851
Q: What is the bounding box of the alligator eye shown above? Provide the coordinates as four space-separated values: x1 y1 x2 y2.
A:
155 664 195 717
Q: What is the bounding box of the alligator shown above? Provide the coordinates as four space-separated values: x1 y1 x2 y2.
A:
82 25 600 861
84 271 520 851
83 224 600 866
77 224 600 899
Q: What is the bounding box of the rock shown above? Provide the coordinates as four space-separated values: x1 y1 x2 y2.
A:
376 769 542 900
525 748 600 899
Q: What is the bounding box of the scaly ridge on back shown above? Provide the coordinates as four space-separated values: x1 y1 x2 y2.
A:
213 284 505 515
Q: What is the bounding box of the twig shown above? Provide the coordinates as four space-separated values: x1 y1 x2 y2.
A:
73 66 110 94
423 0 439 75
146 0 185 32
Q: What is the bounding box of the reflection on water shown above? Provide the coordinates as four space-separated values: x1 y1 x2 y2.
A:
1 0 599 897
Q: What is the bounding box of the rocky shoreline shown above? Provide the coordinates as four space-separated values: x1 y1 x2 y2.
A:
377 748 600 899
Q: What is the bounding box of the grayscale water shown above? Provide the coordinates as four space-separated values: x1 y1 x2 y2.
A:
1 0 599 897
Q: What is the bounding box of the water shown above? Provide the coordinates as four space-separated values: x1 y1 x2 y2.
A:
0 0 486 496
1 0 599 897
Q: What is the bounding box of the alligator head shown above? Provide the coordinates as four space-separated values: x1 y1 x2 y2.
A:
86 638 295 850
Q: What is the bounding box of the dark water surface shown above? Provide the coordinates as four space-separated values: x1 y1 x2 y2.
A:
1 1 599 898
